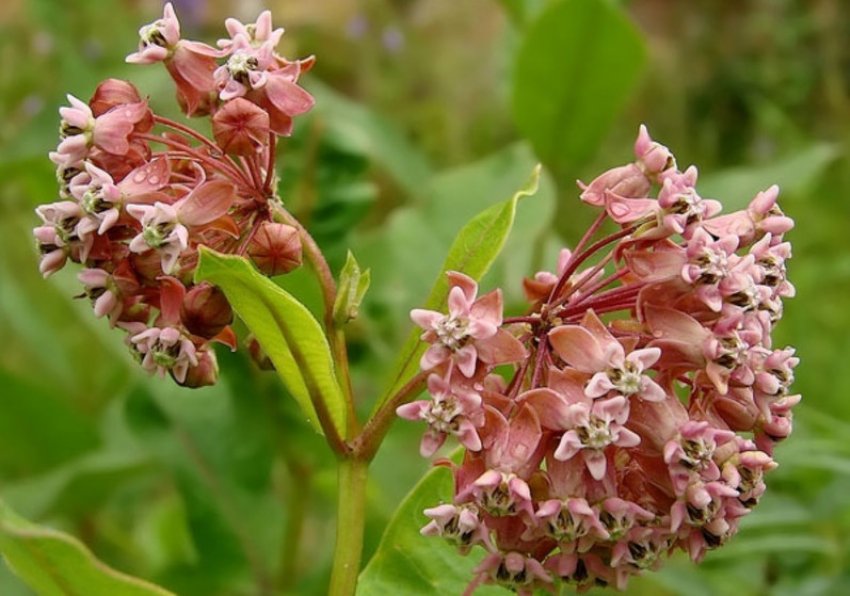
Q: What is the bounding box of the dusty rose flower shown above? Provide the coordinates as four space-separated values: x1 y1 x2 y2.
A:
403 125 799 593
130 325 198 383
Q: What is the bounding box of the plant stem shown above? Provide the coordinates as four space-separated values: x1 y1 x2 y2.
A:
328 458 369 596
353 370 428 461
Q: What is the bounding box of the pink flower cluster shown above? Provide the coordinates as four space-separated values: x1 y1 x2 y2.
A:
35 6 312 387
400 126 798 594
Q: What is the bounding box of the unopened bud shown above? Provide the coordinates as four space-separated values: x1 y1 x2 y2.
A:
247 335 275 371
178 349 219 388
333 251 371 325
181 283 233 339
89 79 143 116
213 98 270 156
247 222 302 276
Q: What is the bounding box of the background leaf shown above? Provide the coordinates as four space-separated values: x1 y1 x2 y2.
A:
0 498 174 596
358 463 503 596
512 0 647 185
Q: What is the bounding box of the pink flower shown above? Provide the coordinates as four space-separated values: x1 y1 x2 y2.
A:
78 268 122 322
549 310 665 402
129 325 198 383
127 202 188 274
396 372 484 457
553 395 639 480
218 10 285 53
420 503 490 554
127 179 234 273
473 551 553 596
126 4 219 116
533 497 608 548
411 271 525 377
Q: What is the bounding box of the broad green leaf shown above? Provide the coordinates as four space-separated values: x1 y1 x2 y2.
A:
512 0 646 184
373 164 541 411
698 143 838 210
358 464 503 596
195 248 347 437
0 498 173 596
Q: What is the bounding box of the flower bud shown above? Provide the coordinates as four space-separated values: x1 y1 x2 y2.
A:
178 349 219 388
89 79 143 116
247 335 275 371
181 283 233 339
213 98 270 155
247 222 302 276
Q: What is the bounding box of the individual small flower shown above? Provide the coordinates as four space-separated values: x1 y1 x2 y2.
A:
78 268 122 321
126 3 182 64
127 179 234 274
217 10 285 53
703 185 794 245
533 497 608 548
553 395 640 480
127 202 188 274
549 310 665 402
130 325 199 383
126 3 219 116
663 421 735 494
473 551 553 596
179 348 219 388
413 272 527 377
396 372 484 457
420 503 490 554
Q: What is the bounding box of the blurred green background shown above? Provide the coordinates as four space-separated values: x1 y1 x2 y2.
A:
1 0 849 594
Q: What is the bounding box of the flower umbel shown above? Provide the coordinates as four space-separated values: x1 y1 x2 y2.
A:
35 5 314 388
399 125 799 594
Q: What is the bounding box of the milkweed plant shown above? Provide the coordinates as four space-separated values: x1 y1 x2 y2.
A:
31 5 799 595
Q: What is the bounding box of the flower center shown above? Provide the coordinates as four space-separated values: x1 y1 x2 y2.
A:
227 52 260 85
140 23 169 48
142 221 176 249
435 316 469 351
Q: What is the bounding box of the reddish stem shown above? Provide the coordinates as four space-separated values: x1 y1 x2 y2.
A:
264 133 277 193
547 224 636 306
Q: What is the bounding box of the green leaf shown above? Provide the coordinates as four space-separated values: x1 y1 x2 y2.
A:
373 165 541 411
310 81 432 197
194 249 347 437
512 0 646 184
698 143 838 210
0 498 173 596
358 463 503 596
334 251 372 325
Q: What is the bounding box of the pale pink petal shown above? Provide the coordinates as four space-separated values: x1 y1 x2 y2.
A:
583 450 607 480
548 325 605 372
265 75 315 116
177 179 235 226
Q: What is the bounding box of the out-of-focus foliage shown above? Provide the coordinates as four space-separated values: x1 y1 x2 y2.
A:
1 0 849 594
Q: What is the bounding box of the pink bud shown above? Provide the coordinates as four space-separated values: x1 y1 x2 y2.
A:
247 222 302 276
178 349 219 388
247 335 275 371
213 98 270 155
181 283 233 339
89 79 144 117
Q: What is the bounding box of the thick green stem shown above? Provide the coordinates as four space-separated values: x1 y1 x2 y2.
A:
328 458 369 596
